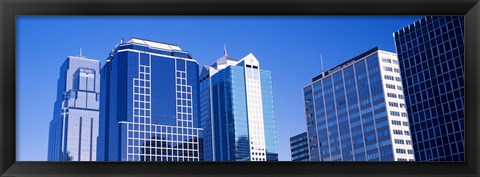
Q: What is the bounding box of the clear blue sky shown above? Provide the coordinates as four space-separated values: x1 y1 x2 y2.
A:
17 16 422 161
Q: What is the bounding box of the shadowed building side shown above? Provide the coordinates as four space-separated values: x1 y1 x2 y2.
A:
290 132 309 161
394 16 465 161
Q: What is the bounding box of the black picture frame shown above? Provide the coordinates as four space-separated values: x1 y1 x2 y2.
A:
1 0 479 176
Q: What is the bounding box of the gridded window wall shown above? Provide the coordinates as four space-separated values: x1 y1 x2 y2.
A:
98 38 202 162
303 47 414 161
290 132 310 161
125 54 201 161
394 16 465 161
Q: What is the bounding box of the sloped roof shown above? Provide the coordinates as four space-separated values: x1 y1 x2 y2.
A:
126 37 182 51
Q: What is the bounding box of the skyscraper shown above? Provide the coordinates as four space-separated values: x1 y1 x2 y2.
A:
394 16 465 161
303 47 415 161
97 38 203 161
48 55 100 161
290 132 309 161
199 50 278 161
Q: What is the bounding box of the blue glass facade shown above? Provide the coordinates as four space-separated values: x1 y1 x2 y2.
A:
48 56 100 161
304 47 415 161
208 66 250 161
199 53 278 161
97 38 203 161
260 70 278 161
394 16 465 161
290 132 309 161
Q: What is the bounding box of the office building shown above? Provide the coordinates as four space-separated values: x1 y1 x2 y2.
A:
394 16 465 161
97 38 203 161
199 49 278 161
303 47 415 161
290 132 309 161
48 55 100 161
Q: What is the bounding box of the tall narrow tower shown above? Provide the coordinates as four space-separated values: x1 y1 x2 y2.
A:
199 50 278 161
48 55 101 161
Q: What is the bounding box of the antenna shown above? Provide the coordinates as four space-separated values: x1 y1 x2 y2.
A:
224 43 228 56
80 48 83 57
320 54 324 74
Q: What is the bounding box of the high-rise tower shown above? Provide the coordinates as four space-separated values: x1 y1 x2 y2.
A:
97 38 203 161
303 47 415 161
48 55 100 161
394 16 465 161
199 51 278 161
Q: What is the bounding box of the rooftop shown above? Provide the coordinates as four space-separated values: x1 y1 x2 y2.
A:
67 55 100 62
126 37 182 51
311 46 379 83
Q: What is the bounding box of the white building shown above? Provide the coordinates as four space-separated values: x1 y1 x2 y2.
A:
303 47 415 161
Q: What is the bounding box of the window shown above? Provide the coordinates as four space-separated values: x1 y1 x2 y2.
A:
402 121 409 126
384 66 393 72
401 112 408 117
394 68 400 73
387 93 397 98
388 102 399 107
393 60 399 65
392 120 402 125
373 102 385 110
372 93 384 102
382 58 392 63
398 94 404 99
396 149 406 154
400 103 406 108
394 139 405 144
393 129 403 135
368 67 380 75
407 149 414 154
390 111 400 116
395 77 402 81
384 75 395 80
397 85 403 90
406 140 412 145
404 131 410 135
386 84 396 89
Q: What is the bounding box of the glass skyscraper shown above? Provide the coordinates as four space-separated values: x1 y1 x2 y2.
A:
97 38 203 161
394 16 465 161
48 56 100 161
199 50 278 161
290 132 309 161
303 47 415 161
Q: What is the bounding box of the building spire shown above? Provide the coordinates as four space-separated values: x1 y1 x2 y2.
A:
320 54 324 72
224 43 228 56
80 47 83 57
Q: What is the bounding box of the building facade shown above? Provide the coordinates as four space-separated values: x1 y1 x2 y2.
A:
199 51 278 161
97 38 203 161
48 56 100 161
394 16 465 161
290 132 309 161
303 47 415 161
